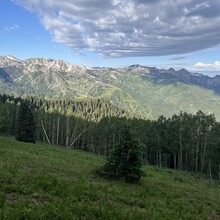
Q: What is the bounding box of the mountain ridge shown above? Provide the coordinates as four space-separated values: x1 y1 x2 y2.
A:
0 55 220 120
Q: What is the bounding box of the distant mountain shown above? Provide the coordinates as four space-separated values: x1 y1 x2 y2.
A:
1 55 220 120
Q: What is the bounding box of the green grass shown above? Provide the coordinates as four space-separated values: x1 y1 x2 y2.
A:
0 136 220 219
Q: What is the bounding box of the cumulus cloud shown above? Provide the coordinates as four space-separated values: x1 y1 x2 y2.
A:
4 24 19 32
195 61 220 70
14 0 220 57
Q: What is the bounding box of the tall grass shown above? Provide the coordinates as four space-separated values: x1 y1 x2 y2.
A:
0 136 219 219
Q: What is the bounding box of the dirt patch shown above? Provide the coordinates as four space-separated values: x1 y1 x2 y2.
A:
32 194 48 203
5 193 17 201
5 193 48 203
208 211 220 219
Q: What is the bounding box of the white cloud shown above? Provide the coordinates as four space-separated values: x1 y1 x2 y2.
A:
195 61 220 70
14 0 220 57
4 24 19 32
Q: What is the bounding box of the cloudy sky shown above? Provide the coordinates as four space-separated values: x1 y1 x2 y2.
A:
0 0 220 74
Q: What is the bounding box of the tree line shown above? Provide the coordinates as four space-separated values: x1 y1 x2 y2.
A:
0 93 219 179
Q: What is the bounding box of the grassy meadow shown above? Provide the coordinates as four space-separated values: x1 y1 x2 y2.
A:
0 136 220 219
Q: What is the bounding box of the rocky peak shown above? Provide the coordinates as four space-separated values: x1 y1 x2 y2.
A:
0 55 23 66
0 56 87 74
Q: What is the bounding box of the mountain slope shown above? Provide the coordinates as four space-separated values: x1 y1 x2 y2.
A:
1 56 220 120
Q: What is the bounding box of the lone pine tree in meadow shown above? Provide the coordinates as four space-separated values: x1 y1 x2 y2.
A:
97 125 144 183
15 101 36 143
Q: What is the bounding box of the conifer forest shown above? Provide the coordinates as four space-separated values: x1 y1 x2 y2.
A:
1 93 220 180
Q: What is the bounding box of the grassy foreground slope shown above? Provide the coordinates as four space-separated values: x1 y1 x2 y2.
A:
0 137 220 219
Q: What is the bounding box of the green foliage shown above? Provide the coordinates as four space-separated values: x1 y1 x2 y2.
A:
97 126 144 183
15 102 36 143
2 62 220 120
0 103 8 134
0 137 220 219
1 93 220 179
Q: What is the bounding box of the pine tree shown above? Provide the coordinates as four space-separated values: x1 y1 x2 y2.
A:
0 102 8 134
97 125 144 183
15 102 36 143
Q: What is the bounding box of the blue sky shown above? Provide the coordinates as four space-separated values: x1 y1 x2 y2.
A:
0 0 220 75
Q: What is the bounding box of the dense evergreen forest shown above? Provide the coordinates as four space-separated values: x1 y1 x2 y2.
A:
0 93 220 179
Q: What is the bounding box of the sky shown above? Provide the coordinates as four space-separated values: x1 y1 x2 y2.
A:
0 0 220 75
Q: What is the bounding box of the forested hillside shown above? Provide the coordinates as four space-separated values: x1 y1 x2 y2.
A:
1 56 220 120
1 94 220 179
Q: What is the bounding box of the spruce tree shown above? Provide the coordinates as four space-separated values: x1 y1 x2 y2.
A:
97 126 144 183
15 102 36 143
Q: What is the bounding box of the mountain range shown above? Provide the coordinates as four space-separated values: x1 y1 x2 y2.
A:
0 55 220 120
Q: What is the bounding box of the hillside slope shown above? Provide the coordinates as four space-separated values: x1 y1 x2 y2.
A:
0 137 220 219
1 56 220 120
